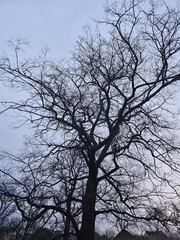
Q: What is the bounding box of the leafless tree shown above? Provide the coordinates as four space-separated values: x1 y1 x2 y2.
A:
1 1 180 240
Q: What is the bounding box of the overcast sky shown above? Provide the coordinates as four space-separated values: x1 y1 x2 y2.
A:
0 1 104 57
0 0 106 153
0 0 179 153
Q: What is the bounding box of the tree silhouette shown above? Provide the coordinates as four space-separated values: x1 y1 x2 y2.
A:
1 1 180 240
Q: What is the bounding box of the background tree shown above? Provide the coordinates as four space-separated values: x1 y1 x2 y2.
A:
1 1 180 240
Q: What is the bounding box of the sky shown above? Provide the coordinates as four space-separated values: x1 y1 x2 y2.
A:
0 0 179 153
0 0 104 57
0 0 105 153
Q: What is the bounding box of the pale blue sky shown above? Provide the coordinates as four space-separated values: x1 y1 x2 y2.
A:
0 0 179 153
0 0 106 152
0 1 104 58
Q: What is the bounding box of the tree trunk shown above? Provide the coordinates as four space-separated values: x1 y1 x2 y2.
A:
80 170 98 240
63 199 71 240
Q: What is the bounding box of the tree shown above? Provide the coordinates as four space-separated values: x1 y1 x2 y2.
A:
1 1 180 240
0 173 38 240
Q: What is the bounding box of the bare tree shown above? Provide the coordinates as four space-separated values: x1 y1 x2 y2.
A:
1 1 180 240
